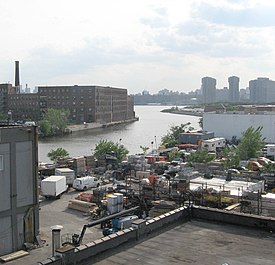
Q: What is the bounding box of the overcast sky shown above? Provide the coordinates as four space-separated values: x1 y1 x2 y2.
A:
0 0 275 94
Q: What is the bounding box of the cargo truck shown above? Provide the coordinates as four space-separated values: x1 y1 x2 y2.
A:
41 175 68 199
55 167 76 186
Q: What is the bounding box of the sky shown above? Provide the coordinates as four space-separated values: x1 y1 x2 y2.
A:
0 0 275 94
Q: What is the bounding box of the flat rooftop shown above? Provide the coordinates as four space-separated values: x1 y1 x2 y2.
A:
89 219 275 265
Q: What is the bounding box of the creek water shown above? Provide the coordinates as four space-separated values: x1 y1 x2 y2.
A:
38 105 200 162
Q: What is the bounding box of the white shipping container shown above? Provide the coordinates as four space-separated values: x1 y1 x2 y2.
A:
41 175 68 198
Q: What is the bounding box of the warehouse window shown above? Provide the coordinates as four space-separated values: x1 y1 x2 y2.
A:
0 155 3 171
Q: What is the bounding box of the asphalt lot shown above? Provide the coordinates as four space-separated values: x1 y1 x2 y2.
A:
8 188 103 265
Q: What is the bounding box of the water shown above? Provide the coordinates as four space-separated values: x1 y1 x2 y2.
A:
38 105 200 162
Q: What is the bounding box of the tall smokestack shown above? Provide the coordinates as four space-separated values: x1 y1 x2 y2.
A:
15 61 20 88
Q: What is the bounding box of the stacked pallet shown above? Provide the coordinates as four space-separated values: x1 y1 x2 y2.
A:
85 155 96 170
68 199 97 213
72 156 86 175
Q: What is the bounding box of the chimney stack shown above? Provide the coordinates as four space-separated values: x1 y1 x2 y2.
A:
15 61 20 88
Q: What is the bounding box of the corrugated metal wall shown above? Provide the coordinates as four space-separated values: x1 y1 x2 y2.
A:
0 126 39 256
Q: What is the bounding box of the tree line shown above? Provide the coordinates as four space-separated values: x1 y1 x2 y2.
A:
47 122 267 171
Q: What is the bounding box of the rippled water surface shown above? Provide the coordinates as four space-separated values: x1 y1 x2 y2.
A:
38 105 200 162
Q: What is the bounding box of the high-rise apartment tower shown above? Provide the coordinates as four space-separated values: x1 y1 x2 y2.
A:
201 76 216 104
228 76 240 102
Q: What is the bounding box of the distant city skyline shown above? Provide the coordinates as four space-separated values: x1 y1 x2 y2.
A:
1 1 275 94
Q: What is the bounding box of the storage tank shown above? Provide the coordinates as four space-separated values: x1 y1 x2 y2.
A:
107 195 118 214
113 193 123 212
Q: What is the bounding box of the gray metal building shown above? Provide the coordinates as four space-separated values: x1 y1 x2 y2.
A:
0 125 39 255
179 131 215 145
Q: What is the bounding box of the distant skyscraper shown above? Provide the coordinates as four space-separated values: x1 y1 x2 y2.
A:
249 77 275 103
216 87 229 102
228 76 240 102
201 76 216 104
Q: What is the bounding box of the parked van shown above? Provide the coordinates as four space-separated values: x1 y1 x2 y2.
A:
73 176 100 191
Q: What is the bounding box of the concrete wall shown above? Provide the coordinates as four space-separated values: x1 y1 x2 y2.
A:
38 205 275 265
192 206 275 231
38 207 188 265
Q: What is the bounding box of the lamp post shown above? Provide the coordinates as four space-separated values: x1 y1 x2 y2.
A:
154 135 157 150
7 110 12 125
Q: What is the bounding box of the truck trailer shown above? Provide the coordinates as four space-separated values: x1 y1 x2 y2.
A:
41 175 68 199
55 167 76 186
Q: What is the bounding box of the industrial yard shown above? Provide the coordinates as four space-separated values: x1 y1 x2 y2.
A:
2 126 275 264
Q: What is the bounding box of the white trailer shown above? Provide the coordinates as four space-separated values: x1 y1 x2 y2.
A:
201 137 226 152
41 175 68 199
55 167 76 186
264 144 275 159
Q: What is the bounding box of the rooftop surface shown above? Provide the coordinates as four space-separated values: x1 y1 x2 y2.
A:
87 219 275 265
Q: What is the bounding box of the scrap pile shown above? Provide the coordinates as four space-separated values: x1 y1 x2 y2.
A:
75 192 93 202
148 200 177 217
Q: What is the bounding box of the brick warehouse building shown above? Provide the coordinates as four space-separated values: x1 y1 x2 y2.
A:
6 85 135 124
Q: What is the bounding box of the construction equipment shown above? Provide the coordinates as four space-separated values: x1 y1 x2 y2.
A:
64 206 139 246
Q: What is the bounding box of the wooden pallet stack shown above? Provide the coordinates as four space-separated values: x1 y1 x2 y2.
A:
68 199 98 213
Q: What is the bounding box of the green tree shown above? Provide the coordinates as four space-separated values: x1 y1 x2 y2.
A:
94 139 129 162
39 108 70 136
0 112 8 120
161 122 193 147
222 146 240 168
140 145 149 154
168 150 182 162
38 119 52 137
47 147 69 162
236 126 265 160
187 149 216 163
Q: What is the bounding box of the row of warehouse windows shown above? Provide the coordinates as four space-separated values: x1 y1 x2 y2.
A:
72 108 93 112
47 96 92 99
10 102 38 106
10 97 38 100
39 88 93 93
